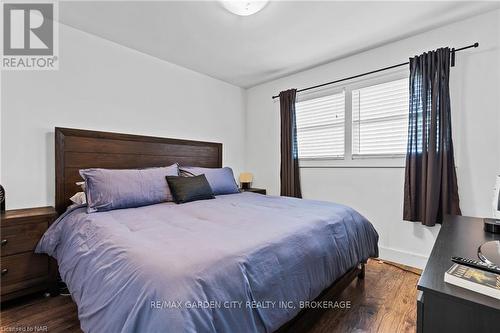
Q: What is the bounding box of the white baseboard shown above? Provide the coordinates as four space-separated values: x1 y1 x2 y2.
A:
378 246 429 270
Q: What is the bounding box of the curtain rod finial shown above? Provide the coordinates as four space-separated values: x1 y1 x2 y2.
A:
474 42 479 47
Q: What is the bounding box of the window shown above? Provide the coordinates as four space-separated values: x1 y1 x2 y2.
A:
295 92 345 159
352 78 409 156
294 73 409 164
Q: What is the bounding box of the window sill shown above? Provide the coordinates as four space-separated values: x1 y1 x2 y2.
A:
299 156 345 161
352 154 406 159
299 157 406 169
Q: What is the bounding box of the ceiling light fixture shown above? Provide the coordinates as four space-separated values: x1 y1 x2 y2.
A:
220 1 269 16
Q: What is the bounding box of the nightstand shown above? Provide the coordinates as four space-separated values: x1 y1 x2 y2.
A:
1 206 57 302
240 188 266 195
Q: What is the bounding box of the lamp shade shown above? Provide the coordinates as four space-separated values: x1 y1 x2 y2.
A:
239 172 253 184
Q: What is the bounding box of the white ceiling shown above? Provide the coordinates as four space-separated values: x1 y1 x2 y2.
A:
59 1 500 88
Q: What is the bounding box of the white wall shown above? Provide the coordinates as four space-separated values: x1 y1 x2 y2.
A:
1 22 246 210
245 10 500 268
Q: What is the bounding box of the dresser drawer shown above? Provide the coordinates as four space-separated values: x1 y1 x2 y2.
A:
0 207 55 301
1 221 48 256
1 252 49 294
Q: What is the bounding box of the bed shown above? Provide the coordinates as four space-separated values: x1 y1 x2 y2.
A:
36 128 379 333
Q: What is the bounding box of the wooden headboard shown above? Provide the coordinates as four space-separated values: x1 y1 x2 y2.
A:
55 127 222 214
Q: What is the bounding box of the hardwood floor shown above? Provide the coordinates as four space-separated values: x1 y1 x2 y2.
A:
0 292 81 332
307 260 419 333
0 259 419 333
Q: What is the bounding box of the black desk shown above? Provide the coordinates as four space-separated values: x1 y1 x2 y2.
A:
417 215 500 333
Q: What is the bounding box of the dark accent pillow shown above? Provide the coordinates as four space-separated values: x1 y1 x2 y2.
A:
166 175 215 204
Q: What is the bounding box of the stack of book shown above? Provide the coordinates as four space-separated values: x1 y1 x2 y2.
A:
444 264 500 300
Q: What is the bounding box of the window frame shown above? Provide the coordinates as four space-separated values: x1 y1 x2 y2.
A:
297 68 409 168
295 87 346 160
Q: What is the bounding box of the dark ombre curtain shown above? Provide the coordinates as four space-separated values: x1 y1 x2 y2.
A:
279 89 302 198
404 47 461 226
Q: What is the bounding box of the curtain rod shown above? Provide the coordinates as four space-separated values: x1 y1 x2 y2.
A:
271 42 479 100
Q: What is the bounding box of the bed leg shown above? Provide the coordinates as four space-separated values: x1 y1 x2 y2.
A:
47 283 59 297
357 263 365 279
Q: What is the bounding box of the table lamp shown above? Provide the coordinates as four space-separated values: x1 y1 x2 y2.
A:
239 172 253 190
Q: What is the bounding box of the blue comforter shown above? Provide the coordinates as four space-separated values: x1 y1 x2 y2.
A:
36 193 378 333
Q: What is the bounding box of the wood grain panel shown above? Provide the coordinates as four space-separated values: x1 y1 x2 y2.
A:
55 128 222 214
1 253 48 292
64 153 218 169
1 207 57 223
1 222 48 257
64 136 219 156
0 207 56 302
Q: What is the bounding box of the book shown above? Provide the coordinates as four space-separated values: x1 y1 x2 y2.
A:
444 263 500 300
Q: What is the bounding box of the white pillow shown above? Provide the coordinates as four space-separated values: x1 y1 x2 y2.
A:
70 192 86 205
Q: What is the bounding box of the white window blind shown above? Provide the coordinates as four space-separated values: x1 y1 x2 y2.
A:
295 92 345 159
352 78 409 156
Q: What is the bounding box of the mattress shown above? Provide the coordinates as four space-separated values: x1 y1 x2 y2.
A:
36 192 378 333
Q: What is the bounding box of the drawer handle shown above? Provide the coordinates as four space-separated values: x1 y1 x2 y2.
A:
1 239 7 246
1 268 8 276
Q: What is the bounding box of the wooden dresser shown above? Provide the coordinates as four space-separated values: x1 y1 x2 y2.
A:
1 207 57 302
417 215 500 333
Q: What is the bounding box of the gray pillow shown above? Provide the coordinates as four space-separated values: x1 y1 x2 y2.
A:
179 166 239 195
80 164 179 213
166 175 215 204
